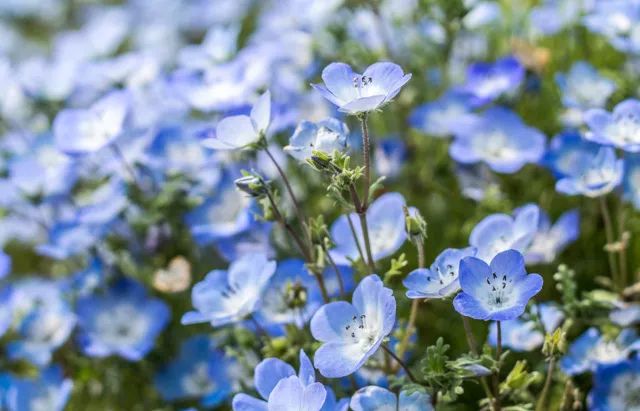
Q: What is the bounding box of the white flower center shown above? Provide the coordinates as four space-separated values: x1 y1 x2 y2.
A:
606 113 640 145
609 372 640 410
484 271 515 309
94 303 150 347
344 314 379 352
181 362 215 396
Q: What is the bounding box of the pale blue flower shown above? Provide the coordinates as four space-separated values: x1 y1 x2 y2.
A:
524 208 580 265
561 328 640 375
403 247 477 299
555 147 623 198
4 366 73 411
453 250 543 321
589 358 640 411
310 275 396 378
284 118 349 161
312 62 411 114
181 253 276 327
556 62 616 110
350 386 432 411
460 56 524 104
409 91 475 138
374 137 406 180
585 99 640 152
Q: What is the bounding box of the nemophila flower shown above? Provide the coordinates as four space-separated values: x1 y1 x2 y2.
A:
4 366 72 411
0 250 10 280
469 203 540 263
185 170 254 244
374 137 406 180
450 107 546 173
487 303 563 352
284 118 349 161
524 208 580 265
350 386 433 411
311 62 411 115
460 56 524 104
155 335 237 407
214 221 275 262
556 62 616 110
65 258 105 297
453 250 543 321
542 131 602 178
201 90 271 150
310 275 395 378
7 302 76 367
623 154 640 209
583 0 640 54
53 89 131 156
409 91 475 138
75 278 170 361
255 259 325 332
0 287 12 338
232 350 336 411
455 164 501 202
36 220 103 260
560 328 640 375
530 0 583 35
181 253 276 327
329 192 412 265
146 125 214 177
610 302 640 327
404 247 477 299
555 147 624 198
589 358 640 411
585 99 640 152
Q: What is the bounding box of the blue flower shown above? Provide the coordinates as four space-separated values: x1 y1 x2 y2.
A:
487 303 564 352
585 99 640 152
542 131 602 178
185 169 255 244
0 287 12 338
7 302 76 367
312 62 411 115
53 89 131 156
455 164 500 202
201 90 271 150
255 259 327 332
589 358 640 411
409 91 474 138
556 62 616 110
450 107 545 173
623 153 640 209
524 208 580 265
560 328 640 376
403 247 476 299
469 204 540 263
36 220 103 260
583 1 640 54
214 220 275 262
232 350 338 411
530 0 583 35
350 386 432 411
310 275 396 378
0 250 10 280
453 250 543 321
284 118 349 161
4 365 73 411
460 56 524 104
76 278 170 361
154 335 236 407
181 253 277 327
329 193 411 265
374 137 407 180
610 303 640 327
555 147 623 198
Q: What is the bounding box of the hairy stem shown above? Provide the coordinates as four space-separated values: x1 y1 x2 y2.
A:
599 196 620 290
359 115 371 210
381 344 417 383
493 321 502 411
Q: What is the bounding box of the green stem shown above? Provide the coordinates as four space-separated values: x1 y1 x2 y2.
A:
346 213 367 265
461 315 496 411
599 196 620 290
381 344 417 383
358 211 376 273
493 321 502 411
323 244 345 297
536 357 556 411
617 201 628 288
396 240 425 361
359 115 372 210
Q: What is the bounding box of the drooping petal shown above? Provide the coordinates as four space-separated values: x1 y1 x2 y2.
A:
338 95 386 114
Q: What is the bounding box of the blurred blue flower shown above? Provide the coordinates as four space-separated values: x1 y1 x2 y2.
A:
450 107 546 173
374 137 406 180
4 366 72 411
76 278 170 361
284 118 349 161
409 91 475 138
530 0 584 35
585 99 640 152
36 220 102 260
560 328 640 375
453 250 543 321
181 253 276 327
469 203 540 263
555 147 623 198
0 286 12 338
64 258 105 297
7 301 76 367
185 170 255 244
455 164 500 202
589 358 640 411
201 90 271 150
556 61 616 110
350 386 432 411
623 153 640 209
403 247 477 299
147 124 216 178
214 220 275 262
583 1 640 54
524 208 580 264
543 131 602 178
310 275 395 378
487 303 564 352
312 62 411 114
53 89 131 156
460 56 524 104
329 192 411 265
155 335 236 407
610 302 640 327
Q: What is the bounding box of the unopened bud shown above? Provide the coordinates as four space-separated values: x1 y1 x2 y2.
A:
235 175 268 197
